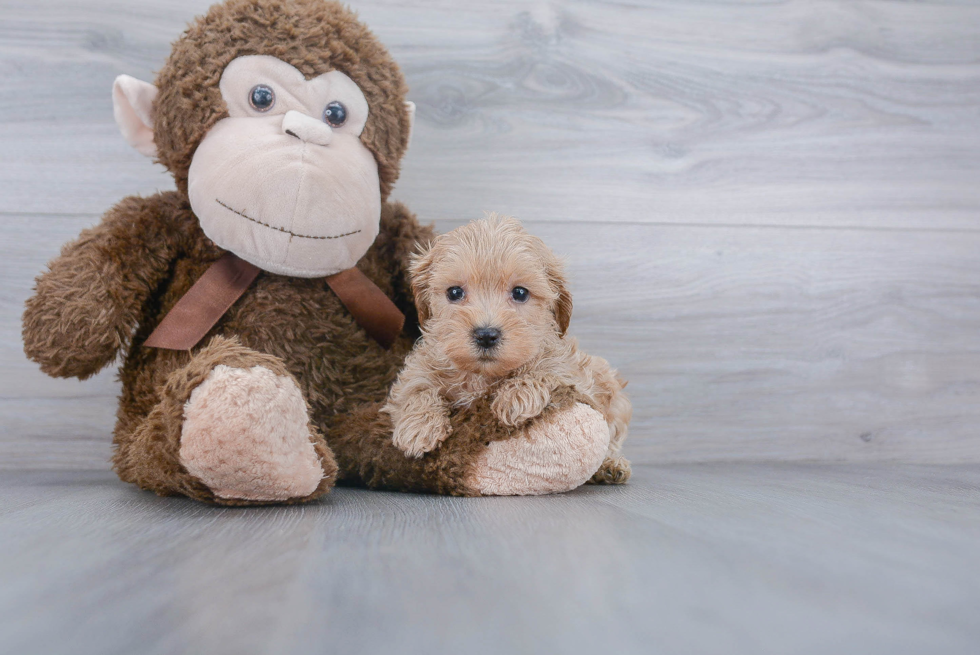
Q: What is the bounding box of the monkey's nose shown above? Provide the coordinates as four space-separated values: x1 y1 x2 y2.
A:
473 327 502 350
282 110 333 146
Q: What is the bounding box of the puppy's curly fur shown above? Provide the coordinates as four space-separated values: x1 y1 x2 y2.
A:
382 215 632 483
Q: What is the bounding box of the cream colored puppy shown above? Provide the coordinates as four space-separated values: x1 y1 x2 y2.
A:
382 214 631 482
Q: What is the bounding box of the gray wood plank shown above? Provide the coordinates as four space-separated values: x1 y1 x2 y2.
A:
5 216 980 467
0 0 978 228
0 464 977 655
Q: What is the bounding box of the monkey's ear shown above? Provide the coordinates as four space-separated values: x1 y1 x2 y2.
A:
404 101 416 149
112 75 158 158
409 241 435 328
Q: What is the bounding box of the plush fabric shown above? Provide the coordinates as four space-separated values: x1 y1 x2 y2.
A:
186 54 382 276
188 114 382 277
181 364 324 501
109 334 339 505
220 56 370 137
24 191 425 505
112 75 157 157
152 0 411 201
467 402 610 496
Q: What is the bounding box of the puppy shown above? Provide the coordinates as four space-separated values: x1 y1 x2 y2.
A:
382 214 631 483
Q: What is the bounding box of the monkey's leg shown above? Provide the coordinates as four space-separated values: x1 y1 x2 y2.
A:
330 387 618 497
113 336 337 505
465 401 613 496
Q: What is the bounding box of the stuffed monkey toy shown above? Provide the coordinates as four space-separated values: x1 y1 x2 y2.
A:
22 0 619 505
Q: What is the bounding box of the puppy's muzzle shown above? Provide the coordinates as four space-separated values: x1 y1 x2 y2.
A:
472 326 501 350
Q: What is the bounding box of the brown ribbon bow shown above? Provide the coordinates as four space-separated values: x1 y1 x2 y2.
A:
144 252 405 351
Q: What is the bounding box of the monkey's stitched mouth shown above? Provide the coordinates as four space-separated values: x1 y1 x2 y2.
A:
216 199 361 240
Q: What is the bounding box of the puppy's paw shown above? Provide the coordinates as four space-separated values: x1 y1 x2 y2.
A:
587 456 632 485
492 379 552 426
392 410 452 459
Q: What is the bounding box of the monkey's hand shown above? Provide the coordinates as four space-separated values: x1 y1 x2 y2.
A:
22 194 182 379
385 388 452 459
491 377 552 427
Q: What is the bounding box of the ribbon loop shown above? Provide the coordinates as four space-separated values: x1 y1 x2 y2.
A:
145 253 404 351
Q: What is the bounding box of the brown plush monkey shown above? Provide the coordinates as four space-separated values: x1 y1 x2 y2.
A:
22 0 617 505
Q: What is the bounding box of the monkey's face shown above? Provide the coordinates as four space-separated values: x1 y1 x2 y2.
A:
187 56 382 277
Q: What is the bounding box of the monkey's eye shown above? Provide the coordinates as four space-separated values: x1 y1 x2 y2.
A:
323 101 348 127
248 84 276 112
511 287 530 303
446 286 465 302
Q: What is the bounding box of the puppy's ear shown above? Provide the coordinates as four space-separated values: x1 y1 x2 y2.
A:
553 281 573 336
409 241 436 328
545 253 573 336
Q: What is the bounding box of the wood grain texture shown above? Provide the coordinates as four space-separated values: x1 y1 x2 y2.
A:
2 0 979 466
1 464 978 655
0 0 978 227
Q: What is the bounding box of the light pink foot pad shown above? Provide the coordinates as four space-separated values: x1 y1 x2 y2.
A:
180 365 323 501
467 402 610 496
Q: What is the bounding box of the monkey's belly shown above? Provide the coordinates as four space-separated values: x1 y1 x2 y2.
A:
220 274 414 417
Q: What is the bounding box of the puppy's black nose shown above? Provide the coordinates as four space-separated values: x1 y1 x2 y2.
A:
473 327 501 349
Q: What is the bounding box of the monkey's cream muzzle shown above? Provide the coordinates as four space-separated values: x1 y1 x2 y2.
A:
188 113 381 277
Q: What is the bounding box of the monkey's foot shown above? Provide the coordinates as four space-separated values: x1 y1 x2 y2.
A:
180 364 324 501
466 402 610 496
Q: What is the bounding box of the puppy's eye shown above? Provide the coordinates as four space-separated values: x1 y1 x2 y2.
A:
511 286 529 303
249 84 276 112
447 286 465 302
323 101 348 127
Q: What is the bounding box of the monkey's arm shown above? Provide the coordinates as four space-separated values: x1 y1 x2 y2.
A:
23 193 187 379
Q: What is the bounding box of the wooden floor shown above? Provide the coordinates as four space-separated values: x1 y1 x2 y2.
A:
2 2 980 653
1 464 979 655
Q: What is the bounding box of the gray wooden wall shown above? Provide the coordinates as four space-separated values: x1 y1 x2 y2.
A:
2 0 979 468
